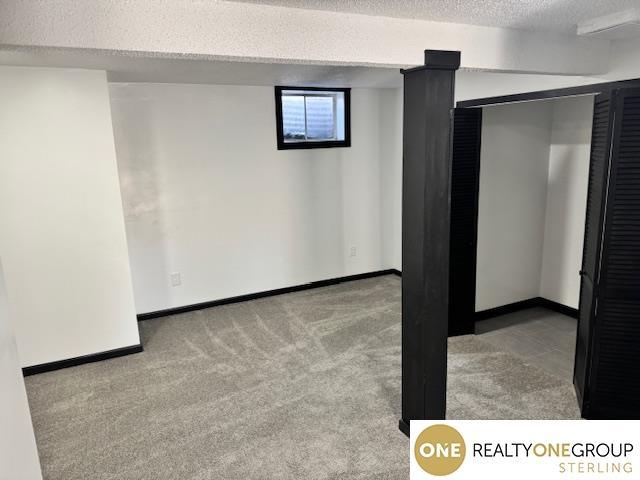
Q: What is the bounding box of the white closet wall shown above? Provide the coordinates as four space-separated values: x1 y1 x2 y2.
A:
540 96 594 308
476 96 593 311
476 101 553 311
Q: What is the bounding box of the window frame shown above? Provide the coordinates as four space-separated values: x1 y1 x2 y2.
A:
274 86 351 150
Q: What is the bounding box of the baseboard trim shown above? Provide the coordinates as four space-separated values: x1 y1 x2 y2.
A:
391 269 402 277
537 297 579 319
22 344 143 376
475 297 578 322
137 269 399 321
475 298 540 321
398 418 410 437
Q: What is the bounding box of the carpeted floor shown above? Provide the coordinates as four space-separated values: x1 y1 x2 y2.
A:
25 275 580 480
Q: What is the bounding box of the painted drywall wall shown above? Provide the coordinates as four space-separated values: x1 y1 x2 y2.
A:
0 258 42 480
0 66 140 367
110 83 400 314
540 96 594 309
476 101 553 311
0 1 609 75
455 71 601 103
380 88 403 271
455 36 640 97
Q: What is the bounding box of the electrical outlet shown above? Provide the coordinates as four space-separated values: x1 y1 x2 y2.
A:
349 246 357 257
170 272 181 287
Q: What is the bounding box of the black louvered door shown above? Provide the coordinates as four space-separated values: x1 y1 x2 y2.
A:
583 88 640 418
574 92 615 413
449 108 482 337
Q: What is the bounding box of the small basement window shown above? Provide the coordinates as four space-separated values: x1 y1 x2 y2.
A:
275 86 351 150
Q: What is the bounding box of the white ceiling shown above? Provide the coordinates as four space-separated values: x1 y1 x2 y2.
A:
0 47 403 88
1 1 627 86
230 0 640 34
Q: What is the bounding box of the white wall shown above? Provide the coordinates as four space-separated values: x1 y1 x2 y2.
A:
455 71 600 103
109 83 400 314
455 37 640 102
0 258 42 480
380 88 403 271
0 66 140 367
540 96 593 309
476 101 553 311
476 96 594 311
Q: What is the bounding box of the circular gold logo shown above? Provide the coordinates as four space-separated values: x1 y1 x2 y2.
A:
414 424 466 476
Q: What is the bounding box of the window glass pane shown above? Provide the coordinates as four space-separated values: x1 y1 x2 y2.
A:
305 96 335 140
282 95 306 141
279 89 348 146
335 93 345 141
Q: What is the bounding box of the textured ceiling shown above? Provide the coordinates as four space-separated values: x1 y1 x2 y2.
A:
230 0 640 33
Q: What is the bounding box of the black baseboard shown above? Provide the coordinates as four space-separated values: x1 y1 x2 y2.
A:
137 269 399 321
537 297 579 319
475 298 540 321
475 297 578 322
398 418 410 437
23 344 143 376
391 269 402 277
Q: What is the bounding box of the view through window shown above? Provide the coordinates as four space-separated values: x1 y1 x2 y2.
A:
275 87 350 149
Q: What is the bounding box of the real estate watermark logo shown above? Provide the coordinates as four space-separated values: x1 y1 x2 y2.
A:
410 420 640 479
413 424 466 476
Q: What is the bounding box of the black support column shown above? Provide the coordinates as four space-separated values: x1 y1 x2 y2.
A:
399 50 460 436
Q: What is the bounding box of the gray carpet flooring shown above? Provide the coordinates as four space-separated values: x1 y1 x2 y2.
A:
476 307 578 381
25 275 580 480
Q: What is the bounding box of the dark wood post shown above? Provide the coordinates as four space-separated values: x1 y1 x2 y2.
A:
399 50 460 436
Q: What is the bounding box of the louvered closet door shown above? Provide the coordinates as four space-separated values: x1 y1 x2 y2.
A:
574 92 614 413
587 88 640 418
449 108 482 337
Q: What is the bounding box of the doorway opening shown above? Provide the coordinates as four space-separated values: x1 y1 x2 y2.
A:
445 83 640 419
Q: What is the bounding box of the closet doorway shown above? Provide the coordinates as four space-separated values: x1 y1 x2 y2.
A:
449 83 640 419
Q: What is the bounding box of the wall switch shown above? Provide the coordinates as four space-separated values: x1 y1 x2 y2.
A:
349 246 357 257
170 272 181 286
